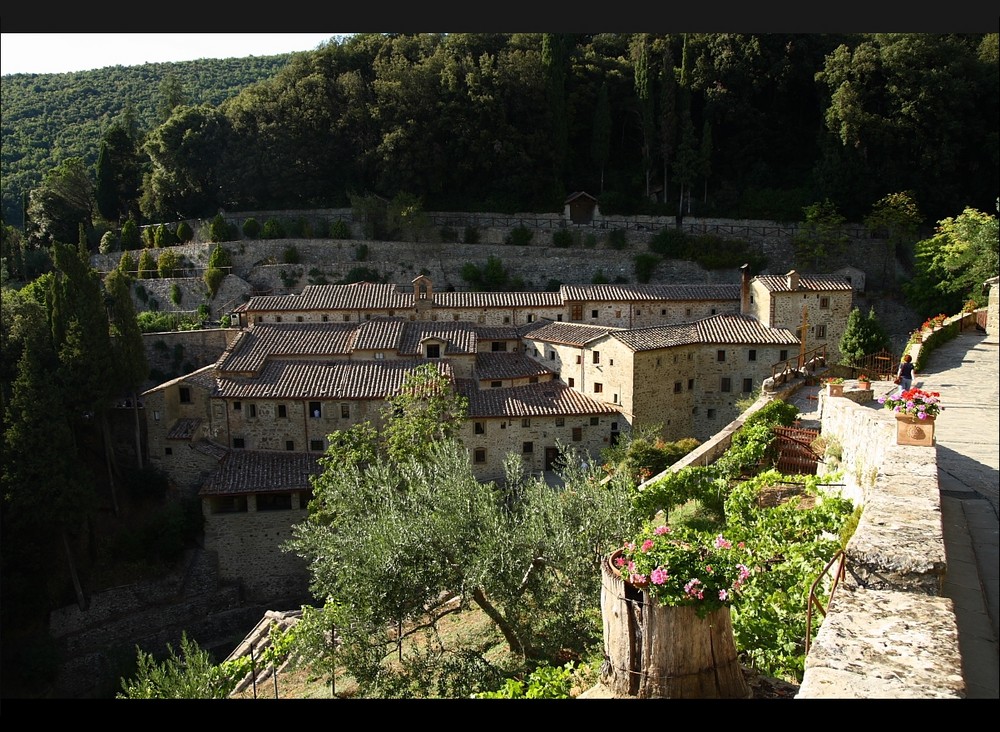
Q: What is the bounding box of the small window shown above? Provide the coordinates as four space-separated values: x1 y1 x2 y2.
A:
820 296 830 309
687 379 694 390
426 344 441 359
815 324 827 339
567 378 575 387
748 349 757 362
257 316 263 323
743 378 754 393
555 417 565 427
717 350 726 362
529 376 538 384
522 441 534 454
691 406 698 415
707 408 716 419
322 314 329 322
613 393 619 403
780 349 789 361
285 440 294 451
276 316 282 323
341 403 350 419
721 377 732 393
594 383 603 393
491 381 502 388
310 439 323 451
233 401 242 411
453 314 460 321
593 351 600 364
233 437 245 449
296 315 304 322
576 355 582 364
278 404 287 419
474 421 486 435
527 314 536 323
685 307 692 317
522 418 531 428
548 351 555 360
609 358 614 366
309 402 321 418
503 316 510 324
615 310 622 318
343 314 350 322
164 447 173 455
557 314 563 322
248 404 256 419
153 410 160 421
711 308 717 315
590 416 599 426
674 381 682 393
179 387 191 404
474 448 487 464
591 309 598 319
572 427 582 442
492 341 507 352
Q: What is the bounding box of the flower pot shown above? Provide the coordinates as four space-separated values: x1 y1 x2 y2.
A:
600 550 750 699
896 414 935 447
827 383 844 397
858 381 871 390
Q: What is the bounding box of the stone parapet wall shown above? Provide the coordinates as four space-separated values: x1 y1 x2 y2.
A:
797 388 960 698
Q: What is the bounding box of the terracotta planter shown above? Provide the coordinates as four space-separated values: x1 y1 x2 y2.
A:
896 414 935 447
858 381 871 390
827 383 844 397
600 550 749 699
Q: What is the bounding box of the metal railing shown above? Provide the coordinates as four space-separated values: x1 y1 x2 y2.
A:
805 550 847 654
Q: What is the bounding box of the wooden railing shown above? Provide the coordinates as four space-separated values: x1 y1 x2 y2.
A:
769 344 828 385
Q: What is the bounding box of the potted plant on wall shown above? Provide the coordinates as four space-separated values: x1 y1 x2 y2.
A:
857 374 871 390
878 387 944 446
824 376 845 397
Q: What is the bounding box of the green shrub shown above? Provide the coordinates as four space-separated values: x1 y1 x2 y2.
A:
262 218 285 239
120 218 142 250
209 214 232 243
99 230 118 254
282 246 300 264
157 249 181 279
649 227 687 257
175 221 194 243
583 233 597 248
607 229 627 250
552 229 574 248
634 253 659 283
463 226 480 244
242 218 260 239
591 270 609 284
169 284 182 306
354 243 369 261
505 225 533 246
287 218 308 238
329 219 351 239
204 267 225 299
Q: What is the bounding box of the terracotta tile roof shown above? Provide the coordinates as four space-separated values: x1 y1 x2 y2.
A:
246 282 413 312
218 323 358 373
166 418 203 440
475 325 522 340
353 318 406 350
458 380 618 418
525 321 620 346
191 438 229 460
398 321 478 355
753 274 852 292
475 352 555 381
431 291 563 308
611 314 799 351
200 450 323 496
215 359 453 400
559 283 741 302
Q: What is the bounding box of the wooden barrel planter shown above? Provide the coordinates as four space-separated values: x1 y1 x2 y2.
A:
600 551 750 698
601 551 751 699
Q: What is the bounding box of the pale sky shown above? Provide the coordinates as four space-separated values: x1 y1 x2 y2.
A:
0 33 346 76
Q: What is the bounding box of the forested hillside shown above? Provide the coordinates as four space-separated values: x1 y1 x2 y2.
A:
1 54 299 226
3 33 997 243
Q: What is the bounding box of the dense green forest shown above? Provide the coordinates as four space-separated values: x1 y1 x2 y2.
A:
3 33 997 242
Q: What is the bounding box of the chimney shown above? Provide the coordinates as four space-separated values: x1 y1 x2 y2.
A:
786 270 799 291
740 263 750 315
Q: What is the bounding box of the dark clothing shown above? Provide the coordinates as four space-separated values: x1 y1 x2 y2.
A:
899 362 914 380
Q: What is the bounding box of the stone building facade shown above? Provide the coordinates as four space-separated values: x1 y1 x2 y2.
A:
141 269 851 602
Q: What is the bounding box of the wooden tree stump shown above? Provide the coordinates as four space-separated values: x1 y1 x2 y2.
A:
600 553 750 698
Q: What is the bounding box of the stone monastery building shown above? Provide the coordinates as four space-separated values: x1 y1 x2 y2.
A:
141 267 852 600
